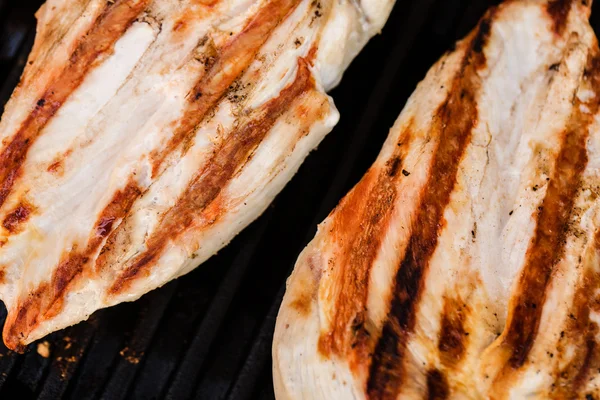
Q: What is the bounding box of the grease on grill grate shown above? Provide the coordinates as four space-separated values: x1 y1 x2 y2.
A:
0 0 530 399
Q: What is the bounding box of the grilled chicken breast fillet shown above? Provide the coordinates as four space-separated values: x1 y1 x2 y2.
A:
0 0 394 350
274 0 600 398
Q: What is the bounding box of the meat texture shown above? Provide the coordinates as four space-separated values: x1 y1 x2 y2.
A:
0 0 394 350
274 0 600 398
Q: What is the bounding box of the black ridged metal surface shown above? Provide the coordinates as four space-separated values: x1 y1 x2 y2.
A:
0 0 583 399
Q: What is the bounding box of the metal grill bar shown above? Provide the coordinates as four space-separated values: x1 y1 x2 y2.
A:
99 283 179 400
164 213 272 400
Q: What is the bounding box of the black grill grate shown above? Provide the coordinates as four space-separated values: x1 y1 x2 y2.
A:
0 1 595 399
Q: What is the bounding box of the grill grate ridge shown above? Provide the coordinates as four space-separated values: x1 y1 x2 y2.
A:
164 212 273 400
98 283 180 400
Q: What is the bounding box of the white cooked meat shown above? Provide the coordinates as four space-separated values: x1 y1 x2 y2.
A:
0 0 394 351
274 0 600 398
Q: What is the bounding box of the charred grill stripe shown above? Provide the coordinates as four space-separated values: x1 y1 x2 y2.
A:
500 54 600 370
572 339 596 389
0 0 148 210
553 229 600 396
3 182 141 351
553 306 599 397
547 0 574 35
366 14 491 397
151 0 302 175
316 137 412 361
2 202 34 233
107 56 317 295
438 297 469 365
426 369 450 400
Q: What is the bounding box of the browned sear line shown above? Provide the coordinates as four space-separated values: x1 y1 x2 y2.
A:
426 369 450 400
551 230 600 397
438 297 469 366
3 201 34 233
547 0 574 35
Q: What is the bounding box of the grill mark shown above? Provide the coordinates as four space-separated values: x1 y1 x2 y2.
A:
316 135 412 363
3 182 141 351
150 0 302 176
3 201 34 233
0 0 148 210
569 254 600 393
498 54 600 371
572 339 596 389
107 56 317 295
438 297 469 366
552 230 600 396
426 369 449 400
366 14 490 397
547 0 573 35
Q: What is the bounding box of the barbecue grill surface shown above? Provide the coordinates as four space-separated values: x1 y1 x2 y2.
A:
0 1 592 399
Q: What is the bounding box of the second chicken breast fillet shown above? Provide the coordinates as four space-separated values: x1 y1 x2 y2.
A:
274 0 600 398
